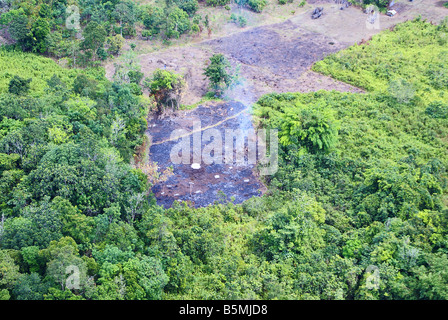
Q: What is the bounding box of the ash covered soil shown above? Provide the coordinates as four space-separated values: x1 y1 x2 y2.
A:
202 18 363 104
147 101 267 208
203 19 345 79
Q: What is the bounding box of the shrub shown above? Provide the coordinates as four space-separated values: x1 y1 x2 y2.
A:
247 0 267 12
191 23 200 34
206 0 230 6
235 0 249 7
238 16 247 27
175 0 199 16
128 70 144 85
203 54 237 96
141 30 152 40
230 14 247 27
8 76 32 95
278 105 339 153
96 46 108 61
426 64 448 90
425 101 448 119
106 35 125 56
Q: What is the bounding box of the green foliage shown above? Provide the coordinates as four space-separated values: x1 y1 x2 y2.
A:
175 0 199 16
425 101 448 119
8 76 31 95
12 273 48 300
276 102 339 153
248 20 448 300
0 0 137 61
363 0 391 9
165 6 192 39
247 0 268 12
203 54 238 96
313 19 448 103
230 14 247 28
1 10 448 302
144 69 185 112
206 0 231 6
81 21 107 60
0 250 20 292
235 0 249 8
106 35 125 56
141 5 165 37
0 49 102 96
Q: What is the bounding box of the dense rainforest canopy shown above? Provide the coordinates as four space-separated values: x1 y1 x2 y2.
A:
0 0 447 300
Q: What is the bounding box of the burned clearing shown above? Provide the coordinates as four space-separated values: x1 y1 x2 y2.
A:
147 102 267 208
202 18 363 104
203 19 345 79
124 1 446 208
141 16 364 208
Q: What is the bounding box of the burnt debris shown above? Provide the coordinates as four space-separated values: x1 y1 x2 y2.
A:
312 7 324 19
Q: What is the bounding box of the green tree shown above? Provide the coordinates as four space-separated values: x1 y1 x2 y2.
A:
278 105 339 153
247 0 267 12
114 0 137 37
203 54 236 96
164 6 191 39
81 21 107 61
30 17 50 53
8 76 31 96
106 34 125 56
121 255 169 300
0 250 20 299
12 273 48 300
175 0 199 16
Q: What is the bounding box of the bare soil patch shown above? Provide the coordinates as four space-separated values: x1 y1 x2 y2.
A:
203 19 345 78
289 0 447 44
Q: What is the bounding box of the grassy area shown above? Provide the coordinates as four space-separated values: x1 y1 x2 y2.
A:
313 18 448 103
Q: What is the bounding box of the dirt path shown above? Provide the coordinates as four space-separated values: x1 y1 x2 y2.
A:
151 106 250 146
